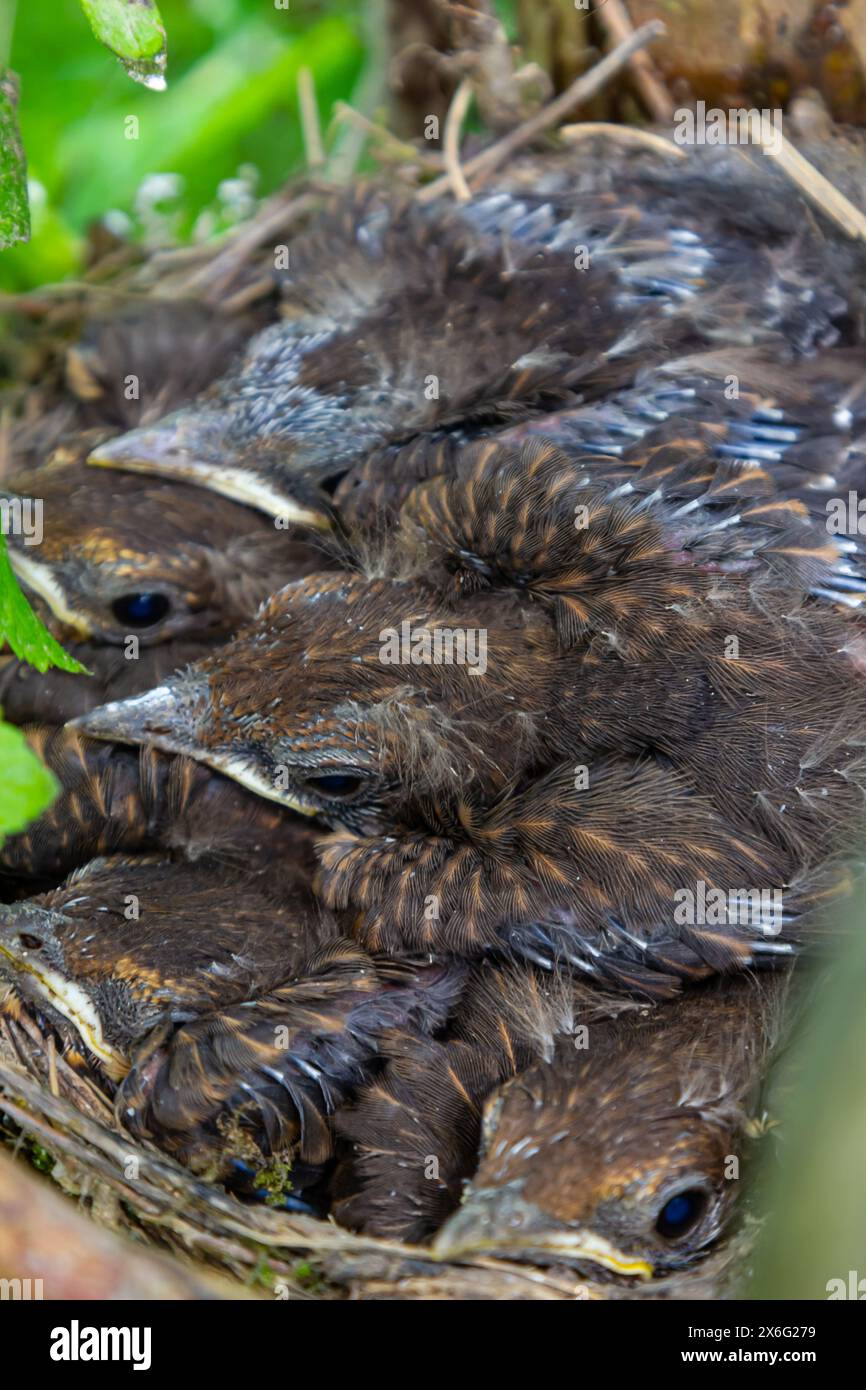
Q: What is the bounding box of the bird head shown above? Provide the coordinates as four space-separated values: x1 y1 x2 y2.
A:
434 976 783 1280
82 179 655 532
0 890 130 1081
0 854 323 1079
71 433 692 825
3 453 324 646
73 568 559 832
85 326 350 532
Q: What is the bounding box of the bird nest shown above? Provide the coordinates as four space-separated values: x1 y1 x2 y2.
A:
2 1011 666 1301
4 15 852 1301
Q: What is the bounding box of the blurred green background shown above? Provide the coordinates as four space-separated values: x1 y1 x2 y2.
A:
0 0 530 290
0 0 522 292
0 0 375 290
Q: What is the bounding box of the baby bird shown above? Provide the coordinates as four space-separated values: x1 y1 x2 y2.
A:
0 853 461 1187
336 965 788 1286
76 434 866 994
3 450 324 647
85 188 647 526
86 146 866 529
432 973 788 1282
0 852 323 1080
0 445 328 724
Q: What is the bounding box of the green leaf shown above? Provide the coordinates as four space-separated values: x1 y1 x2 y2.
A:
0 533 87 673
0 179 82 292
0 69 30 249
0 720 58 840
79 0 168 90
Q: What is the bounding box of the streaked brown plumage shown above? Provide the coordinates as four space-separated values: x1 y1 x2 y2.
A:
121 938 460 1183
0 852 462 1186
0 726 309 883
503 348 866 612
329 345 866 539
332 961 546 1241
76 434 866 993
335 964 788 1284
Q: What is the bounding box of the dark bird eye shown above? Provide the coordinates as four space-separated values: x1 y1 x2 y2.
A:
302 773 364 799
111 592 171 628
318 471 347 498
19 933 43 950
655 1188 707 1240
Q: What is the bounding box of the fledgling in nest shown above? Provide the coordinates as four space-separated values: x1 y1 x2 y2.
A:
0 851 462 1193
76 434 866 995
336 962 788 1289
84 143 866 530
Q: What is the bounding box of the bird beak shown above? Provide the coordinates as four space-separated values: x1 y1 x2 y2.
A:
0 907 128 1080
87 420 332 531
70 686 324 819
6 550 93 637
432 1186 654 1281
69 681 203 756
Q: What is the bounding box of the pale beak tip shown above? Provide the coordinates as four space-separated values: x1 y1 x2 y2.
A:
87 435 137 468
65 708 118 743
87 427 177 474
67 693 156 745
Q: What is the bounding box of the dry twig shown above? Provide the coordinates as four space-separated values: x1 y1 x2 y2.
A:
442 77 475 202
560 120 684 158
175 192 319 300
752 116 866 244
417 19 666 202
592 0 674 123
298 68 326 171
